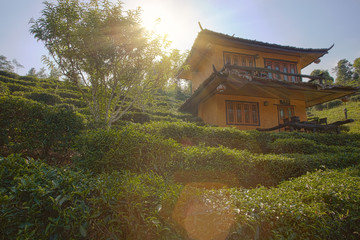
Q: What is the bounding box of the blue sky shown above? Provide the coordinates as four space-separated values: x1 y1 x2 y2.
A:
1 0 360 76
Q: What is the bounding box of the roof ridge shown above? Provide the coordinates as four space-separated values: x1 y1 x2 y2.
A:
199 29 332 52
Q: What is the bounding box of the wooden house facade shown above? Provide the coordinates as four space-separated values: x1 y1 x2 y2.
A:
178 29 358 130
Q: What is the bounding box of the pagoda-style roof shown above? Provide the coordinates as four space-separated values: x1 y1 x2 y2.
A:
180 65 358 114
178 29 333 80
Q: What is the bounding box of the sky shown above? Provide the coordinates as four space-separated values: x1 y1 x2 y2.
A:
1 0 360 77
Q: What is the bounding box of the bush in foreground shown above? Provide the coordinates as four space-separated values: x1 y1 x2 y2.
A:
0 96 83 160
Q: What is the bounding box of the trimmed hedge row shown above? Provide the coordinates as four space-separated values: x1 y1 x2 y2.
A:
0 155 183 240
2 155 360 239
141 121 262 152
229 167 360 239
73 127 182 174
0 96 83 160
139 121 360 154
0 155 92 239
73 127 360 187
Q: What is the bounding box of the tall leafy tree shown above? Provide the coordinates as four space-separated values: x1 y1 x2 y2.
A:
30 0 182 128
333 59 353 85
310 69 334 85
0 55 24 72
352 57 360 81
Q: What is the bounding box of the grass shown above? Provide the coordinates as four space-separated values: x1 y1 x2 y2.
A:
308 101 360 133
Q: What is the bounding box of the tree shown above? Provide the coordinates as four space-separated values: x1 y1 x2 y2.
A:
27 67 48 78
0 55 24 72
27 67 37 76
310 69 334 85
352 57 360 81
30 0 182 128
333 59 353 85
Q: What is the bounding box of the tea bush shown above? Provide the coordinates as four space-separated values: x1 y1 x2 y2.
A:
5 82 34 92
269 138 319 154
73 127 183 175
0 82 9 95
62 98 87 108
24 92 62 106
142 121 261 152
229 167 360 239
89 171 183 239
0 155 184 240
0 96 83 160
0 70 19 79
0 155 92 239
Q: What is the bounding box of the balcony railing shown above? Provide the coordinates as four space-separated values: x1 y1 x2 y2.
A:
221 64 326 84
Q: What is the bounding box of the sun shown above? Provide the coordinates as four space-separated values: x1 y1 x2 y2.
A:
137 0 197 51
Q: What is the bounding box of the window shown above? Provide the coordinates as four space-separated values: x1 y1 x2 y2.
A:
277 105 295 124
226 101 260 126
265 59 300 82
224 52 256 67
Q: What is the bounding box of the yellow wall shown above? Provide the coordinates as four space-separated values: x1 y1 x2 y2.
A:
191 43 301 93
198 94 307 130
192 40 308 131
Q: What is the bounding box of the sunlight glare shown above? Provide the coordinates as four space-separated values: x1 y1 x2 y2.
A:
138 1 196 51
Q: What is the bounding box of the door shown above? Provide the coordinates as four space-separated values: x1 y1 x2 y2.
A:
278 105 295 125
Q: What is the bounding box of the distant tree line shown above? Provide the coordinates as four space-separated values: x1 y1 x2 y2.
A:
311 57 360 87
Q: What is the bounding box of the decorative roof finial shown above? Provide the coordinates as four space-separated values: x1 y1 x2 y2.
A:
198 22 203 31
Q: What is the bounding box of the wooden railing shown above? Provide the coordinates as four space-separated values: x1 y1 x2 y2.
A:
221 64 326 84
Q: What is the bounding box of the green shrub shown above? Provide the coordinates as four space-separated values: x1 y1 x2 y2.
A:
24 92 62 105
56 103 75 111
0 155 92 239
120 111 151 123
56 90 81 99
19 75 39 82
89 171 183 239
0 96 83 160
0 82 9 95
62 98 87 108
0 76 38 86
269 138 318 154
5 82 33 92
73 127 183 174
0 155 184 240
229 167 360 239
142 122 261 152
0 70 19 79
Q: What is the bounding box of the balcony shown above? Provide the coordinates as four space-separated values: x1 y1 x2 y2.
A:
221 64 327 85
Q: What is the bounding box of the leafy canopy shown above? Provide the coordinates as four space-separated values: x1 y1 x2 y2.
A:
30 0 183 127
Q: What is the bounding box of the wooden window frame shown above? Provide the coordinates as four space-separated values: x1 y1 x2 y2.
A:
276 104 295 124
226 100 260 126
264 59 300 82
223 52 256 67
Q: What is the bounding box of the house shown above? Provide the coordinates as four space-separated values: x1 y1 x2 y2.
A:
178 29 358 130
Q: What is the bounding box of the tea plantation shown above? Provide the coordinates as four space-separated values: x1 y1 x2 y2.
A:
1 71 360 239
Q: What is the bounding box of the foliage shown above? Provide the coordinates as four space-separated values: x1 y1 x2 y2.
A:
310 69 334 85
141 121 261 152
332 58 360 86
73 127 183 175
269 138 319 154
88 171 183 239
0 96 83 160
0 82 9 95
229 167 360 239
0 70 19 79
0 154 92 239
24 92 62 106
27 67 48 78
30 0 184 128
308 101 360 133
0 55 23 73
0 155 184 240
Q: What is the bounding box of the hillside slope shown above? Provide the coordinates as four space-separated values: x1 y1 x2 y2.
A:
308 100 360 133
